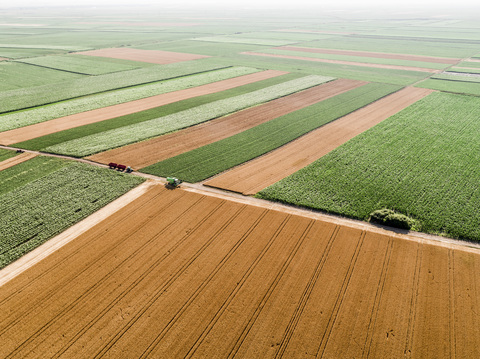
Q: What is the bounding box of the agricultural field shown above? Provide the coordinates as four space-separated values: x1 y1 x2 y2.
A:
0 185 478 358
258 92 480 242
0 148 16 162
0 156 144 268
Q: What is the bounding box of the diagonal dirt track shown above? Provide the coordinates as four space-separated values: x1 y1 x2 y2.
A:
87 78 366 169
205 87 433 195
0 70 287 146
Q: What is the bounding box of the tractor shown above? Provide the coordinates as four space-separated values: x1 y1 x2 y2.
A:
165 177 182 189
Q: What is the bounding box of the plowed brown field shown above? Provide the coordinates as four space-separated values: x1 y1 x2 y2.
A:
0 152 36 171
205 87 433 195
0 70 286 146
242 52 441 73
0 185 479 358
277 46 460 64
87 78 366 169
77 48 209 64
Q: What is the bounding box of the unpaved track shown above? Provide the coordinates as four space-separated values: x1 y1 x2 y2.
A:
77 48 209 64
242 51 442 73
0 70 286 146
87 79 366 169
0 185 478 358
0 152 36 171
277 46 460 64
205 87 433 195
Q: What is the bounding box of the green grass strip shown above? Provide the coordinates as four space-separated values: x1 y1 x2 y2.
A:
43 75 333 157
141 82 400 182
257 92 480 242
0 59 227 113
0 66 259 132
0 159 144 268
15 73 302 151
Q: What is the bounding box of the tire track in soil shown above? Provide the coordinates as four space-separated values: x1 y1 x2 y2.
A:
87 79 366 169
2 191 223 358
184 217 316 358
95 207 276 358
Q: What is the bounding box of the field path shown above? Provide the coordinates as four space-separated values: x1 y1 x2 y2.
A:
0 152 37 171
0 184 479 357
242 52 442 73
77 48 209 64
87 79 366 169
0 70 286 146
205 87 433 195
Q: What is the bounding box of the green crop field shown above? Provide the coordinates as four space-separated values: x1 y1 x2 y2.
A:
258 92 480 242
42 75 333 157
141 82 400 182
417 78 480 96
448 67 480 74
0 66 260 132
0 156 144 268
431 73 480 83
193 36 295 46
0 148 16 162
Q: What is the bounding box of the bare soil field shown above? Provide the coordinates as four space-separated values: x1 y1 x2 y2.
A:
277 46 460 64
0 184 478 358
0 57 7 61
242 52 441 73
77 48 209 64
87 78 366 169
0 70 286 146
205 87 433 195
0 152 36 171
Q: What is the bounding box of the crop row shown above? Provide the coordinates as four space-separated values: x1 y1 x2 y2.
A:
141 82 400 182
0 157 144 268
0 66 259 132
43 75 333 157
0 60 227 113
258 92 480 242
17 54 145 75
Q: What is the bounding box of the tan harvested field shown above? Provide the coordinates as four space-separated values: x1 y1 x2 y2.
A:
87 78 366 169
205 87 433 195
242 52 442 73
0 57 7 61
0 152 36 171
77 48 209 64
0 70 286 146
0 184 479 358
277 46 460 64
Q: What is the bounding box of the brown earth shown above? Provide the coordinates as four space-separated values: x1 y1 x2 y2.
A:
277 46 460 64
0 57 7 61
0 184 478 358
0 152 36 171
77 48 209 64
205 87 433 195
242 51 442 73
87 78 366 169
0 70 287 146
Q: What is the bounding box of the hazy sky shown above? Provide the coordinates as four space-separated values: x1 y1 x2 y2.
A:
4 0 479 7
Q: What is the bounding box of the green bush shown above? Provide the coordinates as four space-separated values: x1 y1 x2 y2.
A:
369 208 418 230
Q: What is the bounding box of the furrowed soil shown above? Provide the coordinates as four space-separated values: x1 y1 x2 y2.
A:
0 152 36 171
87 79 366 169
0 70 286 146
0 184 478 358
76 48 209 64
205 87 433 195
242 52 441 73
277 46 460 64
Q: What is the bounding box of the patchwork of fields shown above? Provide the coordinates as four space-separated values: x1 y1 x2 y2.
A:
1 4 480 358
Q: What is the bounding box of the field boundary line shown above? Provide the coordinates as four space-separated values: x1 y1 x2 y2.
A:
0 180 156 288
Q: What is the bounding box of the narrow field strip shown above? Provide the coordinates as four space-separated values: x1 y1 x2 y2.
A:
87 78 365 169
242 51 442 73
277 46 460 64
206 87 433 195
0 69 281 145
0 186 479 357
143 82 399 183
43 75 332 157
0 152 37 172
77 48 210 64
